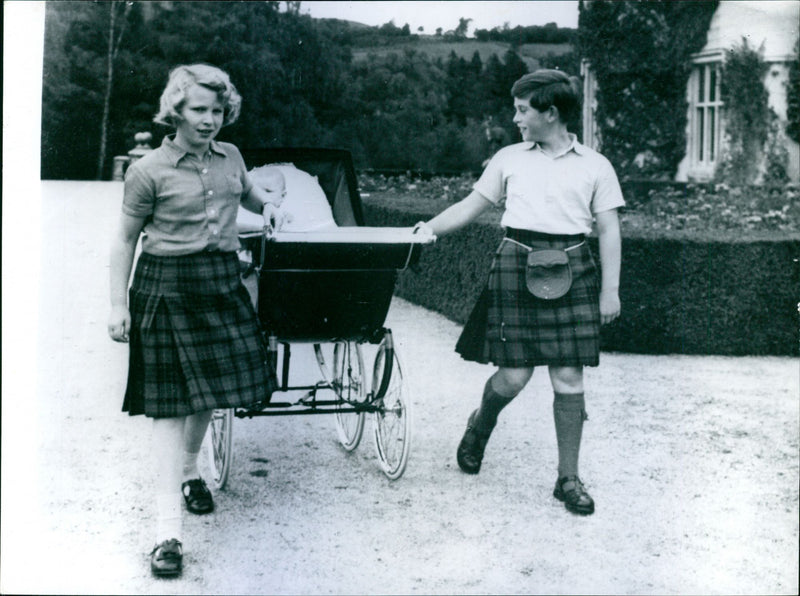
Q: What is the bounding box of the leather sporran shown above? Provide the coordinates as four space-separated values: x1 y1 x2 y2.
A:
525 249 572 300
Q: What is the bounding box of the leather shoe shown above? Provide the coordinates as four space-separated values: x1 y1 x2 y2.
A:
553 475 595 515
182 478 214 514
150 538 182 577
456 410 493 474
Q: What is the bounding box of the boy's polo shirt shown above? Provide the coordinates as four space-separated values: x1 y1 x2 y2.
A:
474 136 625 236
123 136 253 256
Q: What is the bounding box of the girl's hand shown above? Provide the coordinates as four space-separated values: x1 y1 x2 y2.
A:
108 305 131 342
599 290 620 325
262 203 292 231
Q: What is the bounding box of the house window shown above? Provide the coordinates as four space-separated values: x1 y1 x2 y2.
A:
691 62 723 170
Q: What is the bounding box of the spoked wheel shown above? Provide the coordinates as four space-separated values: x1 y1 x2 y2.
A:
314 342 366 451
371 331 412 480
204 408 233 490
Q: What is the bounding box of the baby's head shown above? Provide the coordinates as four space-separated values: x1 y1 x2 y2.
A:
250 165 286 205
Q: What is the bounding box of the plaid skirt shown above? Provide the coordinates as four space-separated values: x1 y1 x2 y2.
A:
456 229 601 368
123 251 277 418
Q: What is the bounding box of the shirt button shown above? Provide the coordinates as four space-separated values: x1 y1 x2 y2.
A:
207 190 214 196
202 168 208 174
211 228 219 235
209 208 216 216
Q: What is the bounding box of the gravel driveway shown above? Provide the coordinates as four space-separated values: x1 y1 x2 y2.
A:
1 182 797 595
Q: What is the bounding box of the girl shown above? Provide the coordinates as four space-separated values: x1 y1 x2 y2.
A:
108 64 284 576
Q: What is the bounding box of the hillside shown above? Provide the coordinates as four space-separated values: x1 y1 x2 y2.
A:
317 15 575 70
351 39 573 70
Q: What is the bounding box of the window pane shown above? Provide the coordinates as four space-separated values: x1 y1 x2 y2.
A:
697 108 705 161
698 67 705 102
709 107 716 161
709 67 717 102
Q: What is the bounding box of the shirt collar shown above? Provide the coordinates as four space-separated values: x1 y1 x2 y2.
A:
527 133 587 157
161 135 226 167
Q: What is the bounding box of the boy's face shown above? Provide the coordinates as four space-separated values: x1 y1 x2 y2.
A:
512 95 550 143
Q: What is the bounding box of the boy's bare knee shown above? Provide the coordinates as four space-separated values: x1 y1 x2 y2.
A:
493 367 534 396
548 366 584 393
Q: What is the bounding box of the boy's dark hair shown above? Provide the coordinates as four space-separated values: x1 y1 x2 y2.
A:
511 69 582 124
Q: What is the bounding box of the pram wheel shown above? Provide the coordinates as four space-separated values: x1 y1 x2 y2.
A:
314 342 366 451
205 408 233 490
371 332 412 480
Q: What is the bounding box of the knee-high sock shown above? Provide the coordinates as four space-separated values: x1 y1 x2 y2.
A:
553 392 586 478
473 376 516 433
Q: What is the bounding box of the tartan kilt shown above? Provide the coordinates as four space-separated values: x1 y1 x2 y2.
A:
123 251 277 418
456 230 601 368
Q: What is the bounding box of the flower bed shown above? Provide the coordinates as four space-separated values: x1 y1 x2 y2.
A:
358 172 800 234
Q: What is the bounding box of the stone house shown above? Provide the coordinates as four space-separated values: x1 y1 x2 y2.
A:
581 1 799 182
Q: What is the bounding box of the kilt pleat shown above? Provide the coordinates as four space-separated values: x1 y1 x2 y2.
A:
456 231 600 368
123 251 277 418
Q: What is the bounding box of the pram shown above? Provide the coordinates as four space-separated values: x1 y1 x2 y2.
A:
204 148 434 486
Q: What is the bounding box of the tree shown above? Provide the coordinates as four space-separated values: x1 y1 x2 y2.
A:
42 1 350 178
97 1 132 180
454 17 472 40
42 1 144 179
42 1 577 177
579 0 719 178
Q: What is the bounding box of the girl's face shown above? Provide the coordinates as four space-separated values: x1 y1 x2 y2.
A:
174 84 224 154
513 95 551 143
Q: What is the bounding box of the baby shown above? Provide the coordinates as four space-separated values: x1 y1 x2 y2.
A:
251 166 287 206
239 163 338 233
236 166 288 233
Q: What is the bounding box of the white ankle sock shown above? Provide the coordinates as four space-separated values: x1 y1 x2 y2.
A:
182 450 200 482
156 492 182 544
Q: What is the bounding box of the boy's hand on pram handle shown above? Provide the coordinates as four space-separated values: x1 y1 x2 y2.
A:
409 221 436 274
412 221 436 240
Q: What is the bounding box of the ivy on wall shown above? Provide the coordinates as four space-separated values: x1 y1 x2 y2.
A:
786 39 800 144
578 0 719 180
715 38 789 185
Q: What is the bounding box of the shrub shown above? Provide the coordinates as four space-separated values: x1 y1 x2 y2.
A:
361 186 800 356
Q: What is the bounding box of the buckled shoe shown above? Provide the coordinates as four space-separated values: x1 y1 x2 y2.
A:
182 478 214 514
553 475 595 515
456 410 494 474
150 538 182 577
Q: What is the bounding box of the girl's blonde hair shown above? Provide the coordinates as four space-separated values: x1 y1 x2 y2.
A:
153 64 242 127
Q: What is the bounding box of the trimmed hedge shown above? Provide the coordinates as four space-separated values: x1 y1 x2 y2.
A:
363 201 800 356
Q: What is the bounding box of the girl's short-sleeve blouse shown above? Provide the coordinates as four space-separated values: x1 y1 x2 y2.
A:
123 136 253 256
